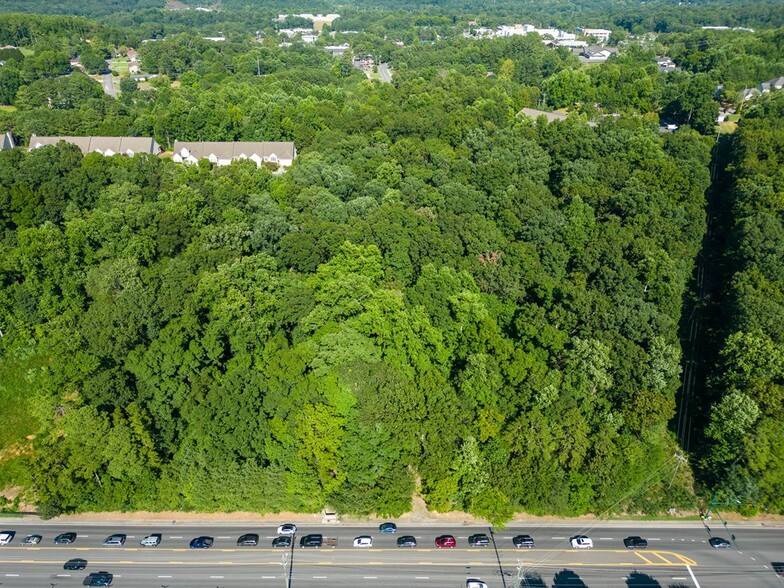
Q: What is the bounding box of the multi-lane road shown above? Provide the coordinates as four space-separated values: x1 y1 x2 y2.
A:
0 520 781 587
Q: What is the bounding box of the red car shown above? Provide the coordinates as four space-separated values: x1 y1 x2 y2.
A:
435 535 456 548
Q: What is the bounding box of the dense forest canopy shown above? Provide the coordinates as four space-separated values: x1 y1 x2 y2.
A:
0 5 782 519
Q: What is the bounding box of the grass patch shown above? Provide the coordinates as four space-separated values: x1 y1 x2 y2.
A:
0 105 16 112
0 355 41 450
718 121 738 134
19 48 34 57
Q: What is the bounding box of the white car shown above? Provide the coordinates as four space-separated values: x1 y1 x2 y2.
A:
353 535 373 548
570 535 593 549
277 524 297 535
0 532 14 545
467 580 488 588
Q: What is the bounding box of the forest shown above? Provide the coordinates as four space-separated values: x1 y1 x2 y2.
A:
0 4 782 521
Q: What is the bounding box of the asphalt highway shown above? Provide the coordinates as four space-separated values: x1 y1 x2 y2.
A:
0 521 781 587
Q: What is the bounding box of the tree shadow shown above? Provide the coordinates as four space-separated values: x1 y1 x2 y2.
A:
552 569 588 587
518 572 547 587
626 571 662 587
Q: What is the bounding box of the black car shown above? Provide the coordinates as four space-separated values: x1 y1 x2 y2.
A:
237 533 259 547
623 536 648 549
83 571 113 586
773 562 784 577
513 534 535 548
64 558 88 570
468 533 490 547
709 537 731 548
54 532 77 544
397 535 417 548
272 536 292 548
299 534 323 548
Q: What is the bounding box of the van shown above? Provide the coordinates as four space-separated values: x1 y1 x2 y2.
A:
140 533 162 547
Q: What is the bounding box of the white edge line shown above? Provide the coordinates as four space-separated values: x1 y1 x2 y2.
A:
687 565 701 588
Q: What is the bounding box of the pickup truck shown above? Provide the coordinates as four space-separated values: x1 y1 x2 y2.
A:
299 534 338 548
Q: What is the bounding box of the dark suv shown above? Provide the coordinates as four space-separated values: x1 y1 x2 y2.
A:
299 534 323 548
468 533 490 547
83 571 113 586
623 536 648 549
513 534 535 548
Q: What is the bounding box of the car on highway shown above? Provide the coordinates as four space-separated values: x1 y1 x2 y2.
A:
435 534 456 548
0 531 15 545
54 532 77 544
272 536 292 548
466 580 488 588
513 534 535 548
277 524 297 535
378 522 397 533
709 537 731 548
140 533 162 547
102 534 126 547
397 535 417 548
189 536 214 549
299 534 323 548
64 558 88 570
353 535 373 548
623 536 648 549
21 534 42 546
83 571 113 586
237 533 259 547
468 533 490 547
570 535 593 549
773 562 784 577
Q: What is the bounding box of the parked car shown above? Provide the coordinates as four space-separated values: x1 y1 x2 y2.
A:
623 536 648 549
21 534 42 546
378 522 397 533
435 535 456 548
570 535 593 549
54 532 77 544
272 536 292 548
468 533 490 547
64 558 88 570
709 537 731 548
277 524 297 535
102 534 126 547
299 534 323 548
189 536 214 549
513 534 535 548
83 571 113 586
237 533 259 547
140 533 161 547
397 535 417 548
0 531 15 545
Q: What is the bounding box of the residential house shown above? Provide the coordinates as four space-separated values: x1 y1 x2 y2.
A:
517 108 597 127
28 135 161 156
759 76 784 94
171 141 297 169
577 45 618 63
1 132 15 151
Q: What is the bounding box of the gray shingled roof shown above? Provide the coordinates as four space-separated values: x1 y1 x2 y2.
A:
174 141 296 161
28 135 160 155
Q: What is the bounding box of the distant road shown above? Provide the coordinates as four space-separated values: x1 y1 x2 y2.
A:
378 63 392 83
0 521 781 587
101 73 116 96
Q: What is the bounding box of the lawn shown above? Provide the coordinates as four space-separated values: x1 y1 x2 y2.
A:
0 356 40 450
